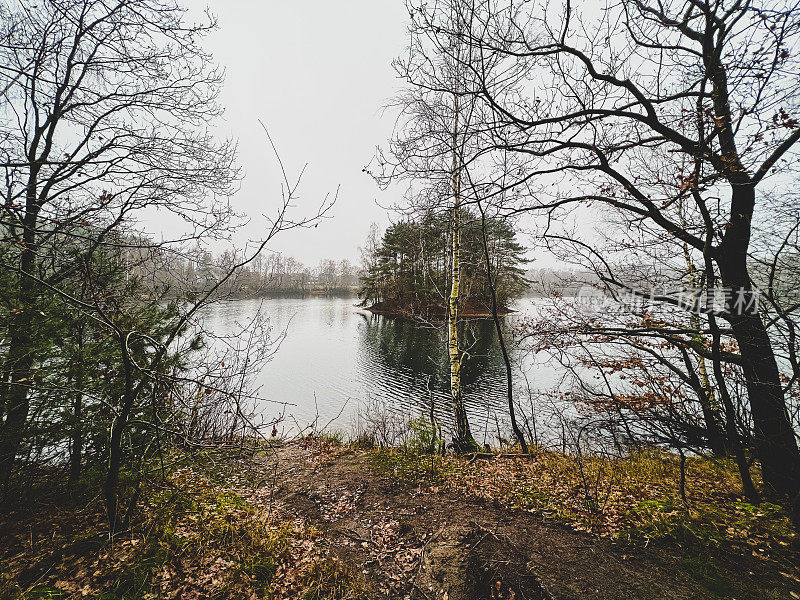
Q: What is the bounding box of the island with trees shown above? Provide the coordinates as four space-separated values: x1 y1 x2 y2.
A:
358 211 528 319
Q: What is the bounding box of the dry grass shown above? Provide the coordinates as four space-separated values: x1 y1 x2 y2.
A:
368 445 797 556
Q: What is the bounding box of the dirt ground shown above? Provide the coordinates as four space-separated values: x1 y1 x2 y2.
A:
2 442 798 599
243 442 799 600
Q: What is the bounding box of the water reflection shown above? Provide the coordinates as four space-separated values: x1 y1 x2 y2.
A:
357 313 510 428
201 296 547 441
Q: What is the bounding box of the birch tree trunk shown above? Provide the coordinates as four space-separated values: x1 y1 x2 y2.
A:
448 95 476 453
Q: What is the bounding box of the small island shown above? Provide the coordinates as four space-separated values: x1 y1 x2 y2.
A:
358 211 528 320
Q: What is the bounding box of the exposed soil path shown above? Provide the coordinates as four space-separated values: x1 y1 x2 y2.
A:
239 443 790 600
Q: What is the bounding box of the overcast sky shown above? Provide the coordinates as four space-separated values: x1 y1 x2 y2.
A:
184 0 410 267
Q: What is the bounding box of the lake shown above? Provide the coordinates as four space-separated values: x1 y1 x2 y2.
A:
201 296 562 444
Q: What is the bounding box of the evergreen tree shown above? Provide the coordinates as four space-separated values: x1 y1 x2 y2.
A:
358 211 528 313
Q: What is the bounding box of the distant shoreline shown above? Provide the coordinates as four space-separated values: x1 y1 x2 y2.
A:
364 299 515 320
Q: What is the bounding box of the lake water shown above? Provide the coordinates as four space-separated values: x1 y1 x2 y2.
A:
201 296 562 444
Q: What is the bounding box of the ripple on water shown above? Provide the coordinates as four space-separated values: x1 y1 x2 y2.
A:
200 296 560 441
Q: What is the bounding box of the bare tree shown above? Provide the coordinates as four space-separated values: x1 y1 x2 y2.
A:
406 0 800 518
371 4 486 452
475 197 529 452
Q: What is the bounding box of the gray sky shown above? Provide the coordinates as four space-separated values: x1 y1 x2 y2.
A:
187 0 411 267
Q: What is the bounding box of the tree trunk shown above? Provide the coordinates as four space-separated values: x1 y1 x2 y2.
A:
478 206 528 453
717 184 800 514
448 96 476 453
105 338 135 532
68 296 88 491
0 333 32 491
707 312 760 504
449 199 475 451
696 357 727 455
0 365 9 423
689 314 728 457
727 310 800 501
69 389 83 490
0 178 40 492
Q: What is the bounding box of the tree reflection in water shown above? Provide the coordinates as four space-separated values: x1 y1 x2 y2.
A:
356 312 511 442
